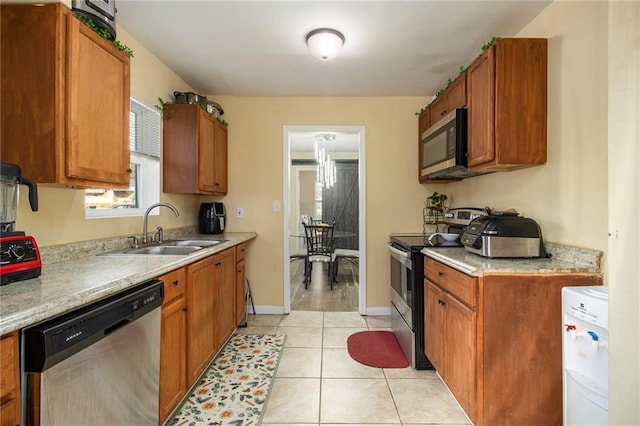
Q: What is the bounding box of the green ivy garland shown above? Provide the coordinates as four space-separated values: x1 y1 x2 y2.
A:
73 12 134 58
415 37 498 115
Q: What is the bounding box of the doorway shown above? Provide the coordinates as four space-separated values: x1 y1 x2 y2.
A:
282 126 366 315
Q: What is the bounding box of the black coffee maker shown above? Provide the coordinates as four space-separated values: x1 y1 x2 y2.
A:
199 202 225 234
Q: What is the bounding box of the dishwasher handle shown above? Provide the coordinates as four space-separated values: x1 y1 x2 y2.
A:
24 279 164 372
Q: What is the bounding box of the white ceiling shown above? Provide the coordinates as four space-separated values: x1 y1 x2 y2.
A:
116 1 551 97
115 0 551 151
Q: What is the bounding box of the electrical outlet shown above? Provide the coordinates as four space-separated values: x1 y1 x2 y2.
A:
236 207 244 218
273 200 281 212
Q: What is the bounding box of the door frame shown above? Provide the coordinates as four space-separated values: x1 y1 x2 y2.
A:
282 125 367 314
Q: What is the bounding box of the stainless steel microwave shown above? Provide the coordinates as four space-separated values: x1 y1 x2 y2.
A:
420 108 470 179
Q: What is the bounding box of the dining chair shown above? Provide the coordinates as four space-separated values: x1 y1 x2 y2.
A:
303 221 337 289
333 248 359 281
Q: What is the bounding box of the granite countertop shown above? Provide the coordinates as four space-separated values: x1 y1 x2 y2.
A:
421 242 603 277
0 232 257 335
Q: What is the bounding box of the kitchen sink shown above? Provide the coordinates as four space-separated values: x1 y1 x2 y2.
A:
162 239 226 247
126 245 202 255
98 239 226 256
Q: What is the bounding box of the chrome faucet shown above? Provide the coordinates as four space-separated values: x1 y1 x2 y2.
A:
142 202 180 244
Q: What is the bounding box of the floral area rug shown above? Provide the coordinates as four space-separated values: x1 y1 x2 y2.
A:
169 334 286 426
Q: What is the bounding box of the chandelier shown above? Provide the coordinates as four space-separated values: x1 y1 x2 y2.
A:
315 134 337 188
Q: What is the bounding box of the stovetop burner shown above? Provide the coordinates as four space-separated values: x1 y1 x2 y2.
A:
390 233 463 251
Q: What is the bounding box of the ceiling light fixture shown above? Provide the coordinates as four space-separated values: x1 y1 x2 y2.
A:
305 28 345 61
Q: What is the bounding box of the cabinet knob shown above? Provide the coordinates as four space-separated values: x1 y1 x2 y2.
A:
172 280 179 286
438 271 444 276
182 307 187 312
126 168 133 174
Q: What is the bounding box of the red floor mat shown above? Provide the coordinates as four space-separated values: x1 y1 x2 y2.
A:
347 331 409 368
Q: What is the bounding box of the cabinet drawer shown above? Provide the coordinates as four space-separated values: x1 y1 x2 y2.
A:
159 268 187 304
235 242 247 262
424 257 477 308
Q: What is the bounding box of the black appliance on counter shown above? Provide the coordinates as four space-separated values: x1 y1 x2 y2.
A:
199 202 225 234
461 211 548 258
389 207 487 369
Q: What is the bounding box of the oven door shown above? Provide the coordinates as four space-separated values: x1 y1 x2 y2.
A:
388 243 412 329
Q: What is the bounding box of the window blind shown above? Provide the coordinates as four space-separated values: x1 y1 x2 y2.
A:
130 98 161 158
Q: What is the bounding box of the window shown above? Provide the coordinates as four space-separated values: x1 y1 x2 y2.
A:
85 98 160 218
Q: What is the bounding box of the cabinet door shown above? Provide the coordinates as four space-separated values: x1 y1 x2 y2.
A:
467 48 496 168
428 95 447 126
0 332 20 426
186 256 216 384
213 121 228 194
424 280 445 373
445 75 466 110
65 14 130 186
215 248 236 348
198 113 216 193
1 4 130 188
236 257 246 325
159 296 187 424
445 293 477 422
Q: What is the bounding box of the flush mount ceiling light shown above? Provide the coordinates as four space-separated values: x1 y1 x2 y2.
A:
316 133 336 142
305 28 345 61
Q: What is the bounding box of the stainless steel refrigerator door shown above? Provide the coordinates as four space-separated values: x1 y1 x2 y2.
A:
36 308 160 426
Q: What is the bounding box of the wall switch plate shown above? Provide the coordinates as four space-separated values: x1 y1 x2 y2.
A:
236 207 244 218
273 200 281 212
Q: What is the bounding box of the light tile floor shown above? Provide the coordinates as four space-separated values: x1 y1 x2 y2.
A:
236 311 471 425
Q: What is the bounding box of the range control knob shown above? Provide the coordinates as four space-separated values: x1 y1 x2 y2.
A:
9 244 26 261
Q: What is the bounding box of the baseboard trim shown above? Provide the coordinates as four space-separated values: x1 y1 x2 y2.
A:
365 307 391 316
248 305 391 316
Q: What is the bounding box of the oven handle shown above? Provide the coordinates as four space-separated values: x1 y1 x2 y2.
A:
388 243 412 269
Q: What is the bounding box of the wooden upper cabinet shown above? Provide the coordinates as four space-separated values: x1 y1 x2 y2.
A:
467 38 547 172
428 75 467 126
163 104 228 195
0 3 131 188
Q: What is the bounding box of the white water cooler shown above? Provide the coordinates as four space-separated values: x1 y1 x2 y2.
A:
562 286 609 425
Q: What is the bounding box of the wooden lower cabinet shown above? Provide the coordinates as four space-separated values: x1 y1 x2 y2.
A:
157 244 249 424
186 256 217 385
235 243 247 325
214 248 236 348
1 331 20 426
158 268 188 425
424 277 477 421
423 256 602 425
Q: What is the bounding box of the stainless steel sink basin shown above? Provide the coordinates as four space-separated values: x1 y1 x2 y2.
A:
163 239 226 247
98 239 227 256
126 245 202 255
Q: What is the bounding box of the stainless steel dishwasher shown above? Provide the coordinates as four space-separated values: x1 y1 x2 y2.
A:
23 279 164 426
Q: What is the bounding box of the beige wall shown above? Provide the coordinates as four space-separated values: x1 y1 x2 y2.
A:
608 1 639 423
445 1 608 256
213 96 443 309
